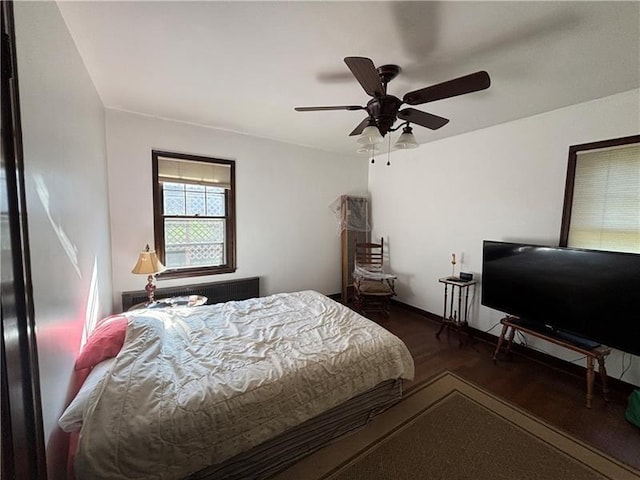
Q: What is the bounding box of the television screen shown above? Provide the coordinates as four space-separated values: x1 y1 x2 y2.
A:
481 241 640 356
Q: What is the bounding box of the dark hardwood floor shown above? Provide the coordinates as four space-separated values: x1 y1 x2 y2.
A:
365 303 640 471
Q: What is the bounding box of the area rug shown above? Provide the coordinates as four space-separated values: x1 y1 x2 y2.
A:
273 372 640 480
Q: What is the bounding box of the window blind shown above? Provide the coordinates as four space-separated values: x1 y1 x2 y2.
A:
158 157 231 188
567 143 640 253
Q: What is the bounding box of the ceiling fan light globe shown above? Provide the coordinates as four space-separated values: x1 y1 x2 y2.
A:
395 131 419 149
356 145 381 155
357 126 384 145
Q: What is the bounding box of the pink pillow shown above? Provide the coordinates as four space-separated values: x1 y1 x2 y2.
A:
75 315 128 370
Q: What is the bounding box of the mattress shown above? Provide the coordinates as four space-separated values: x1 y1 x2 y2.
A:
74 290 414 479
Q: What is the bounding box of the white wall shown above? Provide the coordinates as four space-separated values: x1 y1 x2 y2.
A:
14 1 113 475
370 89 640 387
106 109 368 309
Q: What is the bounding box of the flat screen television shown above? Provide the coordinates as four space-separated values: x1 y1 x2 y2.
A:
481 240 640 356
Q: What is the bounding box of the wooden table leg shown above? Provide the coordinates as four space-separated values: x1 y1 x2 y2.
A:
493 323 509 362
437 284 449 339
586 356 595 409
505 326 516 356
597 355 610 404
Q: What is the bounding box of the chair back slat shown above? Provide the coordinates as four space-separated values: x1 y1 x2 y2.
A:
354 238 385 272
352 237 395 317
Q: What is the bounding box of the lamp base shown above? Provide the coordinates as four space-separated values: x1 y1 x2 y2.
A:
145 274 157 304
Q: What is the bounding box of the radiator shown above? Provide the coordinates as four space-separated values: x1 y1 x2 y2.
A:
121 277 260 311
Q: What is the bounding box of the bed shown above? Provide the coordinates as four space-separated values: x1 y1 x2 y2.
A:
62 290 414 480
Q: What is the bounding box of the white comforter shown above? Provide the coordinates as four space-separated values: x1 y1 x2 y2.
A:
75 290 414 479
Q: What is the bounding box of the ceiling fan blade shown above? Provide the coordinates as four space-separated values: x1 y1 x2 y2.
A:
344 57 385 97
294 105 364 112
398 108 449 130
403 71 491 106
349 117 371 136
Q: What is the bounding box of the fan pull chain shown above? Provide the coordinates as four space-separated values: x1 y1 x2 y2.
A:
387 135 391 166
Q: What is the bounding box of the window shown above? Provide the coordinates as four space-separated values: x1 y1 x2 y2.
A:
560 135 640 253
152 150 236 277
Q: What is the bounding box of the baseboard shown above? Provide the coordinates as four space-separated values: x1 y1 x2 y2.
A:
390 299 441 323
390 299 637 394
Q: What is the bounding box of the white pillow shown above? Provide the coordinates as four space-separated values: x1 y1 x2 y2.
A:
58 358 115 432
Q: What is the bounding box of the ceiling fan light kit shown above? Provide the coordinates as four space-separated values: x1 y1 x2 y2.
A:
356 145 381 155
394 125 419 150
294 56 491 160
357 125 384 145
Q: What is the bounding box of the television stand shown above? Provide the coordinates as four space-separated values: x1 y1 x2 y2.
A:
493 316 610 408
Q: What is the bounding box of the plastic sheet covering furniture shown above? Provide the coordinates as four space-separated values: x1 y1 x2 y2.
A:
74 290 414 480
329 195 371 303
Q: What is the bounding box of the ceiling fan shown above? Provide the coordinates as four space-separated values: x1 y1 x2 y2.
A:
295 57 491 139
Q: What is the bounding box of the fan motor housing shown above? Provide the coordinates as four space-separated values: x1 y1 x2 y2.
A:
366 95 403 136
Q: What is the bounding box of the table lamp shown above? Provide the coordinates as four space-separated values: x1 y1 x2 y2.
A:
131 244 166 304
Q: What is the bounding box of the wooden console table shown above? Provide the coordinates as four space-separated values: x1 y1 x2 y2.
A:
493 316 610 408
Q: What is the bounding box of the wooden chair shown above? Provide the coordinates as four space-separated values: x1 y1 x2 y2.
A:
353 237 396 317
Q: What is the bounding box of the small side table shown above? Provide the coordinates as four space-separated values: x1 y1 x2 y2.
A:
436 278 476 346
128 295 208 312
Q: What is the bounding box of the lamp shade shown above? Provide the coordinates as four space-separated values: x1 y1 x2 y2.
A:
357 125 384 145
131 245 166 275
394 125 419 149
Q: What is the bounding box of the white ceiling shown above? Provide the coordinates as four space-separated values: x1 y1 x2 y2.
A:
56 1 640 156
